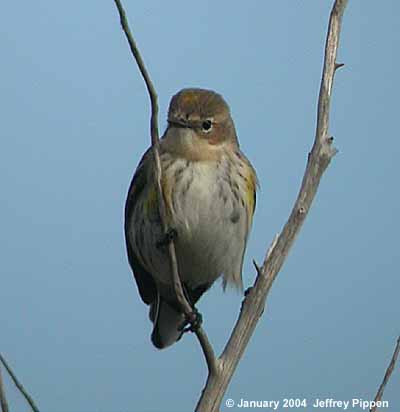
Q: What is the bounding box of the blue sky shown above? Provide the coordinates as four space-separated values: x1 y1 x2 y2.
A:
1 1 399 411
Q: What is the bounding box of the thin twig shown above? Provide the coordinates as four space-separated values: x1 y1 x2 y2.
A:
113 0 217 375
0 353 40 412
370 336 400 412
112 0 158 145
0 364 9 412
195 1 348 411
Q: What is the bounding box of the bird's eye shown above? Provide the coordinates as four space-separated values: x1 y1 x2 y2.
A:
201 120 213 133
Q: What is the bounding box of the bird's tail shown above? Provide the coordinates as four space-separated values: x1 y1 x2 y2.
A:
150 294 185 349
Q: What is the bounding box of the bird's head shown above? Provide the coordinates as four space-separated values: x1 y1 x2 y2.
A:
163 88 238 160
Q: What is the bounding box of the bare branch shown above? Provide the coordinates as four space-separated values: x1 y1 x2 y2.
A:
370 336 400 412
112 0 217 375
0 364 10 412
195 1 348 411
0 353 40 412
112 0 158 145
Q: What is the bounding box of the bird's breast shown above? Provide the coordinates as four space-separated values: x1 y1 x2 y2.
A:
159 153 249 287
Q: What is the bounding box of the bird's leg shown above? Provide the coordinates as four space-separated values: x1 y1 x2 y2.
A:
156 227 178 249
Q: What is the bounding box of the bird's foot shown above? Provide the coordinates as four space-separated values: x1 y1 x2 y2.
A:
178 307 203 334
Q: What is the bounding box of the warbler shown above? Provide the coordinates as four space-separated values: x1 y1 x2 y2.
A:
124 88 258 349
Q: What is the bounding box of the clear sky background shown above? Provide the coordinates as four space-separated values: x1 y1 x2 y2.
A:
1 1 399 411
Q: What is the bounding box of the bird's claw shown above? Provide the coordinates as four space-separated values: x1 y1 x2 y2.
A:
178 307 203 333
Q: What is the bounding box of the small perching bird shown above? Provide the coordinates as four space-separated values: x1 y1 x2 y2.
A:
124 88 258 349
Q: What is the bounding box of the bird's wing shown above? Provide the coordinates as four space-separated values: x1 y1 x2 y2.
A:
124 148 157 305
237 157 258 286
223 152 258 290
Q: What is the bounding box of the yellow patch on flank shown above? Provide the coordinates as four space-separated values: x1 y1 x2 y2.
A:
244 165 257 219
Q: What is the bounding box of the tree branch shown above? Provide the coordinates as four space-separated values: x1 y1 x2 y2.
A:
0 353 40 412
370 336 400 412
112 0 217 375
195 1 348 411
0 364 10 412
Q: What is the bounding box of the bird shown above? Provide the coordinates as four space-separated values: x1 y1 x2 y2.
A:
124 88 258 349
